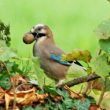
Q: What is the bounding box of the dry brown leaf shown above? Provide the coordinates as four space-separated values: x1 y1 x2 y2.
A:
8 87 36 105
10 74 27 87
50 94 62 102
8 106 20 110
0 87 5 99
5 93 11 110
0 87 5 105
6 87 48 106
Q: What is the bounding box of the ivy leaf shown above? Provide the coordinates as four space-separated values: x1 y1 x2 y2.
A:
73 99 91 110
99 38 110 54
92 53 110 79
96 19 110 40
62 98 74 109
0 73 12 90
43 85 59 95
57 88 70 99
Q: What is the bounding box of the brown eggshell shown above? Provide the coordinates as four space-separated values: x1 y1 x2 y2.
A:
23 33 35 44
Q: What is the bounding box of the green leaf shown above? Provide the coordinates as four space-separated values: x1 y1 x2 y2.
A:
62 98 74 109
106 77 110 91
0 47 17 61
73 99 91 110
0 40 7 47
96 19 110 40
92 53 110 79
0 73 11 90
99 38 110 54
97 77 110 91
32 57 46 85
35 106 44 110
56 88 70 98
85 95 96 104
67 63 87 80
22 106 34 110
43 85 59 95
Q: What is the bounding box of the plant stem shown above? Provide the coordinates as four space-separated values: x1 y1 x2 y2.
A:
98 77 107 106
1 62 16 110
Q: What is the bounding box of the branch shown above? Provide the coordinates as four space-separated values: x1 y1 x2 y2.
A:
58 73 100 88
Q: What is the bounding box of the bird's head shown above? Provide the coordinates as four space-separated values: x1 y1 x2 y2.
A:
23 24 53 44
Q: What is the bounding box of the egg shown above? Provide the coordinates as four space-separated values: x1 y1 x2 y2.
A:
23 33 35 44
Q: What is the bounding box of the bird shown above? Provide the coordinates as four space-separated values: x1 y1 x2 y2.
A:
23 24 86 86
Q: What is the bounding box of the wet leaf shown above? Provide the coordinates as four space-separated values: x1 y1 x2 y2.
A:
92 53 110 79
96 19 110 40
99 38 110 54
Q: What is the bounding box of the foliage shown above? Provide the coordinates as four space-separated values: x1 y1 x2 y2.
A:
96 19 110 54
0 21 38 90
62 49 91 63
21 85 96 110
0 20 10 46
92 53 110 79
1 15 110 109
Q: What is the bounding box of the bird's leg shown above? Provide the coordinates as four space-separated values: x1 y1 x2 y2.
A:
55 79 65 87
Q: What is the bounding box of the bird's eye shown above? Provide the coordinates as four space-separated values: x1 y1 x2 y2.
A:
37 27 42 31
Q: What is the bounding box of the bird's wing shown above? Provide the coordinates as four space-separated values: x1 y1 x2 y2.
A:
46 45 70 66
49 45 83 66
50 53 71 66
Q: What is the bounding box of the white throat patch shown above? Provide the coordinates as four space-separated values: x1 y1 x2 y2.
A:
37 36 46 45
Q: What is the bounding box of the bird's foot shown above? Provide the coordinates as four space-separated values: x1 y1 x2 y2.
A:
56 79 65 87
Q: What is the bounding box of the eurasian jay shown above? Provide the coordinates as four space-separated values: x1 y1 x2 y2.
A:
23 24 86 85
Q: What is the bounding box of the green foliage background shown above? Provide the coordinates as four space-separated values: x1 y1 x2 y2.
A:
0 0 110 57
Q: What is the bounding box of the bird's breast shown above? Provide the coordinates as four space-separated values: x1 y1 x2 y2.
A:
33 42 68 81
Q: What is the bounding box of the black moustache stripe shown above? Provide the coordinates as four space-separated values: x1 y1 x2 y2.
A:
32 32 37 37
37 33 46 38
32 32 46 38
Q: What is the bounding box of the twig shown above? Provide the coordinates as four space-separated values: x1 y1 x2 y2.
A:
97 49 102 57
1 62 16 110
98 77 107 106
58 73 100 88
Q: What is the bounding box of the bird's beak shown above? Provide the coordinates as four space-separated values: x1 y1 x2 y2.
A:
37 29 46 38
31 29 46 39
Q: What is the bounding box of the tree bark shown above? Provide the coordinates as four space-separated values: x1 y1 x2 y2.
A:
58 73 100 88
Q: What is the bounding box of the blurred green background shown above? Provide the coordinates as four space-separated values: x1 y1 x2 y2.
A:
0 0 110 57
